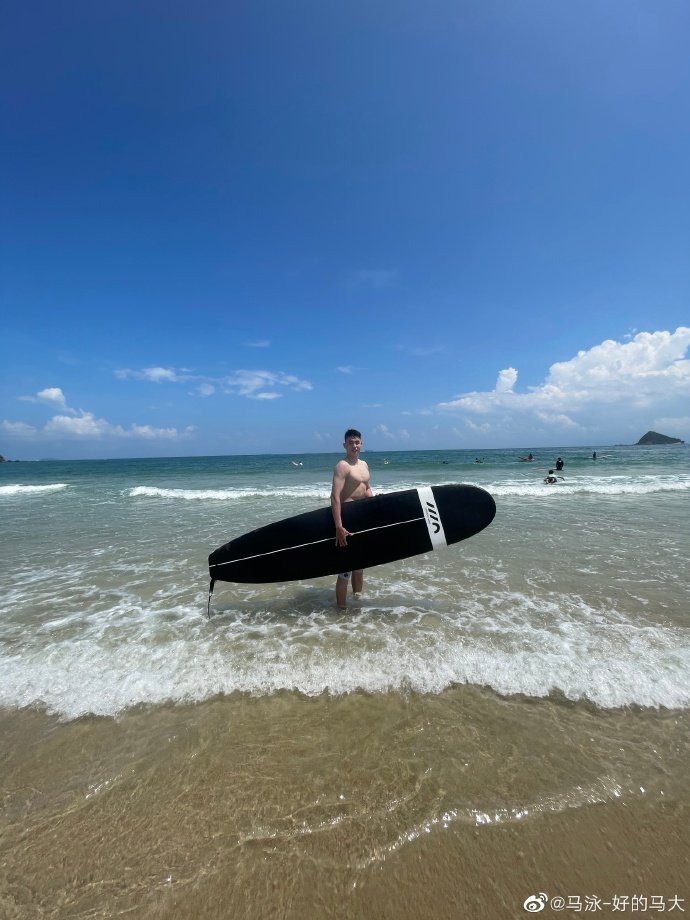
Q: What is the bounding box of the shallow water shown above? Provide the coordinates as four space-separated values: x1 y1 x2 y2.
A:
1 445 688 716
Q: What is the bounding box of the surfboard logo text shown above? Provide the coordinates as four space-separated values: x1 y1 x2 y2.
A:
425 501 441 534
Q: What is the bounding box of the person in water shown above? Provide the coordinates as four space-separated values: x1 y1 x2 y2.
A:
544 469 564 484
556 457 564 471
331 429 374 608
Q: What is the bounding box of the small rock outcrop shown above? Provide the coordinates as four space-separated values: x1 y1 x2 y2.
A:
637 431 684 445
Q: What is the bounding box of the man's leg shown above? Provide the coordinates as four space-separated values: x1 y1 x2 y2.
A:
351 569 364 596
336 572 350 608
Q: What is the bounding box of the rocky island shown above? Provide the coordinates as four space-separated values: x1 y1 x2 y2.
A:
636 431 685 445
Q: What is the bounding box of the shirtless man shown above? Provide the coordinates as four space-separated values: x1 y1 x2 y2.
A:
331 428 373 607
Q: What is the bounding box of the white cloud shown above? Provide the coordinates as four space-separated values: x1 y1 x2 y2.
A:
435 327 690 440
37 387 69 407
41 411 192 440
337 366 354 374
19 387 75 412
246 339 271 348
130 424 194 440
45 412 112 437
495 368 517 393
194 383 215 397
222 370 313 400
1 420 37 437
116 367 188 383
117 365 313 401
3 389 193 443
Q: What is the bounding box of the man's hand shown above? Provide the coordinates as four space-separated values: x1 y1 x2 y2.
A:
335 525 351 547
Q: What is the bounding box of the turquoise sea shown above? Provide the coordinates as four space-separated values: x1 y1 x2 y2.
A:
1 445 689 918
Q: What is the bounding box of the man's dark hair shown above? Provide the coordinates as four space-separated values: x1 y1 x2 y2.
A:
344 428 362 440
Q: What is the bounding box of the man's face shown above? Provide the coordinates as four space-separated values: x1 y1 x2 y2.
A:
344 436 362 459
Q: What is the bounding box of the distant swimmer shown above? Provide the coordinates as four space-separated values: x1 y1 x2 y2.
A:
519 453 535 462
555 457 564 471
474 458 483 463
544 469 565 484
291 460 303 467
592 451 597 461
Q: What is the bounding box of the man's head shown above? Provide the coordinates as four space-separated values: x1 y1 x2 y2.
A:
343 429 363 459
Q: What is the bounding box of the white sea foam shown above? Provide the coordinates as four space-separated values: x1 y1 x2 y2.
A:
0 483 68 496
487 475 690 497
124 475 690 504
1 586 688 720
128 485 331 501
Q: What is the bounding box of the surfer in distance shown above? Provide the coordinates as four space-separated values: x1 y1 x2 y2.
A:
544 469 565 484
331 428 374 608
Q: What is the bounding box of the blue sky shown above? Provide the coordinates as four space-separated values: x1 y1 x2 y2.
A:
2 0 689 459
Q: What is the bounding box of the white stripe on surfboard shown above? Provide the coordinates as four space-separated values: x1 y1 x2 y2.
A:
210 515 427 569
416 486 447 549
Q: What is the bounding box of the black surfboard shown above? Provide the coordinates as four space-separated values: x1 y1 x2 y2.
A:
208 484 496 586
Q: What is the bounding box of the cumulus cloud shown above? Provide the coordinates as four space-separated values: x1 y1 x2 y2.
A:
495 368 518 393
45 412 111 437
19 387 75 412
3 390 193 442
435 327 690 439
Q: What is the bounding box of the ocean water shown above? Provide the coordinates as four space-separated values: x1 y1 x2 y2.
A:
1 445 689 918
1 445 688 719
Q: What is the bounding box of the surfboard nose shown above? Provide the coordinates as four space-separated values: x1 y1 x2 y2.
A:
431 484 496 544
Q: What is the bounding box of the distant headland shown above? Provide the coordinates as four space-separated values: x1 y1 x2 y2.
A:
636 430 685 445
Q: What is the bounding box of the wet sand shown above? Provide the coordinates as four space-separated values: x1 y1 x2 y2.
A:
1 689 688 919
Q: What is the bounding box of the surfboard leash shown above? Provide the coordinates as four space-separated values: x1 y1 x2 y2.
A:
207 578 216 619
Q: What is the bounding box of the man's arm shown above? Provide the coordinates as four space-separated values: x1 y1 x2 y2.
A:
331 462 350 547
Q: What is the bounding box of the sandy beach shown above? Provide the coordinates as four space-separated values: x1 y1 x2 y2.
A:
2 688 688 919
